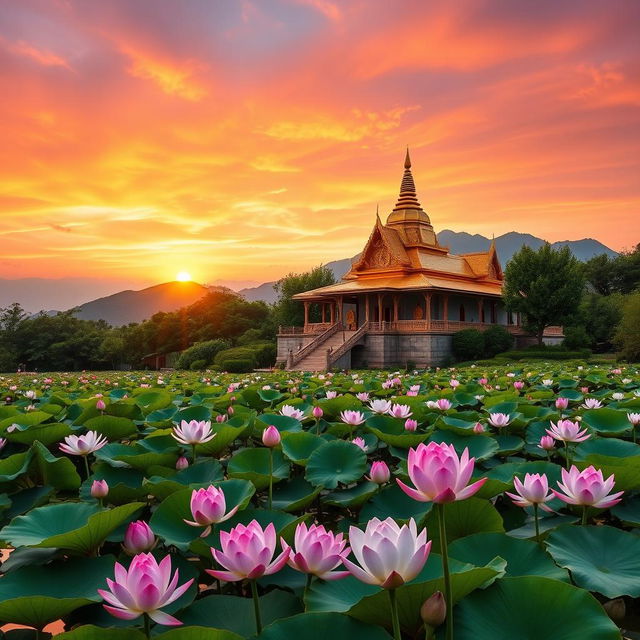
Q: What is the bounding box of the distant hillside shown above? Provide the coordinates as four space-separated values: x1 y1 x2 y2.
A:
74 281 210 326
239 231 617 303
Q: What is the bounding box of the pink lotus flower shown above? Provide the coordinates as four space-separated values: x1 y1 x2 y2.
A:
369 399 392 414
351 437 368 452
215 414 227 423
404 418 418 431
123 521 156 555
172 420 215 445
96 399 106 411
449 379 460 388
426 398 451 411
473 423 485 434
207 520 289 582
388 403 412 419
280 405 305 420
312 406 323 419
0 437 6 451
262 426 281 448
555 397 569 410
487 413 511 428
356 392 370 402
397 442 487 503
325 391 338 399
99 553 193 626
513 381 524 391
552 465 623 508
343 517 431 589
505 473 553 511
367 461 391 484
546 419 590 443
91 479 109 499
581 398 603 409
538 435 556 451
184 486 240 537
176 456 189 470
340 410 366 426
628 413 640 427
59 430 108 456
478 378 488 385
281 523 350 580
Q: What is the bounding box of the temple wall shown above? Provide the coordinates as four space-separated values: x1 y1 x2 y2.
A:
276 335 315 362
354 333 454 368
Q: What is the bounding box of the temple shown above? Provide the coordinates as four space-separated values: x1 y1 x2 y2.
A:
277 151 562 370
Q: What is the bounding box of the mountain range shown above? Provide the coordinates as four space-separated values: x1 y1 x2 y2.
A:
0 231 617 325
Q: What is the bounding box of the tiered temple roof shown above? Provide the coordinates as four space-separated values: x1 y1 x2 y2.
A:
294 151 503 300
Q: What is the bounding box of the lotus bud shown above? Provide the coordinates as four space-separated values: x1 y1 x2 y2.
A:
262 425 281 448
312 406 323 419
176 456 189 470
555 397 569 410
473 422 485 434
96 399 106 411
123 520 156 555
215 414 227 423
538 435 555 451
227 405 234 416
513 381 524 390
367 461 390 484
404 418 418 431
91 479 109 498
421 591 446 628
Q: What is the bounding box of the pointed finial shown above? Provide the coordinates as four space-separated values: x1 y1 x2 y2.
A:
404 147 411 169
489 234 496 251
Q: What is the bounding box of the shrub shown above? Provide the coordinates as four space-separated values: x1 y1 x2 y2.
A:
482 326 514 357
236 328 265 345
189 359 207 371
214 342 276 369
452 329 484 361
220 358 254 373
176 339 230 370
615 292 640 361
563 326 591 350
496 349 591 361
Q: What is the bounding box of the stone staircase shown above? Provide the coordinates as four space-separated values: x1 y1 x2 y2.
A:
288 329 357 371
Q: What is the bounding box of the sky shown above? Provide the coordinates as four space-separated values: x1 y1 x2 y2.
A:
0 0 639 299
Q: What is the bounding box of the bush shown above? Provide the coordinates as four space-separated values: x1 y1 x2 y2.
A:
615 292 640 361
220 358 254 373
176 339 230 370
482 326 514 357
214 342 276 369
452 329 485 361
189 359 207 371
496 349 591 361
563 326 591 350
236 328 265 346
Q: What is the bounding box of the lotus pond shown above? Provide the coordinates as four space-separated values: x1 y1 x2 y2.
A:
0 364 639 640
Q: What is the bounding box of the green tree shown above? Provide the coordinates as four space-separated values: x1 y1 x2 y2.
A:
273 265 335 327
503 244 584 345
615 292 640 361
582 254 618 295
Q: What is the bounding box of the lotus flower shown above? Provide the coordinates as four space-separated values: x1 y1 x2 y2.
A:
123 520 156 555
207 520 289 582
91 479 109 499
281 522 350 580
176 456 189 470
404 418 418 431
59 430 108 456
351 436 368 452
0 437 6 451
369 399 392 414
538 435 556 451
343 517 431 589
449 379 460 388
356 392 370 402
581 398 603 409
280 405 305 420
388 403 412 419
340 410 366 426
397 442 487 503
552 465 623 508
487 413 511 428
505 473 553 511
262 425 281 448
628 413 640 427
546 419 590 443
555 397 569 410
434 398 452 411
184 486 239 537
367 461 390 484
312 406 323 419
513 381 524 391
326 391 338 399
473 423 485 434
99 553 193 626
172 420 215 445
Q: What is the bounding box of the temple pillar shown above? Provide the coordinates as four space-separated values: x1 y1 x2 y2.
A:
337 296 343 324
321 303 326 323
478 297 484 324
377 294 383 324
393 295 399 322
329 302 335 324
424 292 432 327
303 301 309 328
443 295 449 325
365 295 370 322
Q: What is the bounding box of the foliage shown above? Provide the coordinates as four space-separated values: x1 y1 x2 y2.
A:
503 244 584 345
176 339 231 370
573 293 624 352
220 358 255 373
583 244 640 295
496 349 591 361
215 343 276 369
273 265 335 327
482 326 514 357
562 326 591 350
452 330 485 360
615 292 640 361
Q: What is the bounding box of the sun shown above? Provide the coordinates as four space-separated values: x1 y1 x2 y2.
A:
175 271 192 282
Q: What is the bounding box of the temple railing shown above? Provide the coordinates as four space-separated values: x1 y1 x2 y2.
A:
279 323 334 335
367 320 562 336
289 322 341 368
327 322 369 369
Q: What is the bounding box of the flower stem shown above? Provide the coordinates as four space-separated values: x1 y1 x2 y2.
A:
581 505 588 526
564 442 571 470
388 587 402 640
533 503 540 544
436 503 453 640
304 573 313 610
268 448 273 510
316 418 320 435
83 455 90 480
143 613 151 639
192 443 197 464
251 579 263 634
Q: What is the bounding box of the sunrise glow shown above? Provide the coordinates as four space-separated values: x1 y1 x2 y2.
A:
175 271 192 282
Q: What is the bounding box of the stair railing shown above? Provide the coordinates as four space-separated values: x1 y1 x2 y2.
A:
326 322 369 369
288 322 341 369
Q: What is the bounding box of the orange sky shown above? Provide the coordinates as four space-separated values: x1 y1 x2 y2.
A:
1 0 639 289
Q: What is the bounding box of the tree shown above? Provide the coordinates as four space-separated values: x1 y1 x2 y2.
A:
273 265 336 327
503 244 584 345
582 254 618 295
615 292 640 361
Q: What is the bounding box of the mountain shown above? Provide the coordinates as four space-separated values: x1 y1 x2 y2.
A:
74 281 210 325
238 231 617 303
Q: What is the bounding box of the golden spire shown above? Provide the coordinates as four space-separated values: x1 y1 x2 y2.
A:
393 147 421 211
